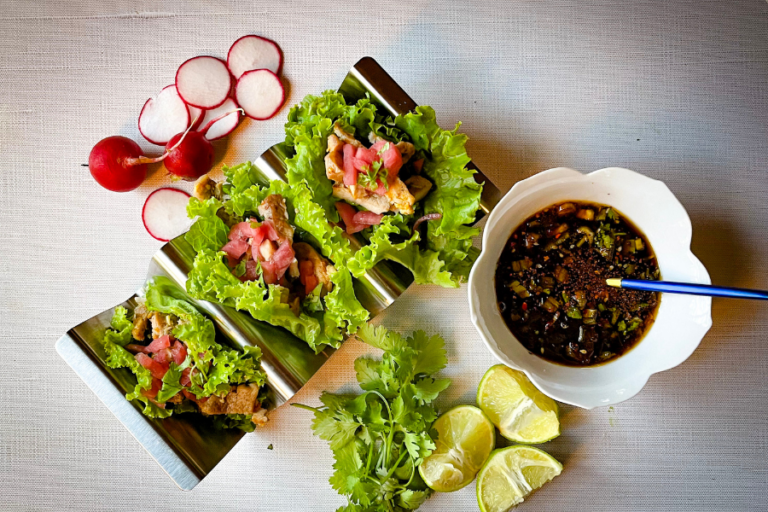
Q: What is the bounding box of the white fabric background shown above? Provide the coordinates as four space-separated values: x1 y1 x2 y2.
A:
1 1 767 510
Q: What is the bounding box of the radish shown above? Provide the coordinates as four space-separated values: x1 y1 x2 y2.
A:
88 136 151 192
89 124 197 191
142 188 192 242
235 69 285 120
227 35 282 79
163 130 214 181
175 56 231 109
187 104 204 130
197 98 241 140
138 85 190 145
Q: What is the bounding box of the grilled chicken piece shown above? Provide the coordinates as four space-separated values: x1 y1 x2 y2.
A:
193 174 224 201
131 303 150 341
224 383 261 415
258 194 294 243
166 393 184 405
325 134 345 182
198 383 262 417
332 185 390 214
294 242 336 294
333 122 363 148
385 179 416 215
198 395 227 415
329 125 417 214
150 312 178 339
252 408 269 426
131 302 178 341
405 175 433 202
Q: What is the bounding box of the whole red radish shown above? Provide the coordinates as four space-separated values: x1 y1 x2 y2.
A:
89 126 196 191
88 136 149 192
163 130 214 181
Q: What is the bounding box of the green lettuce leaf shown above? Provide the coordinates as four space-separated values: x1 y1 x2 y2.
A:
324 267 370 335
348 216 456 288
222 161 266 195
211 414 257 433
104 305 133 347
156 360 186 403
395 106 482 235
185 197 230 253
186 249 341 353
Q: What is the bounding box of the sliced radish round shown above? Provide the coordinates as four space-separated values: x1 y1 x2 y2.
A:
227 35 283 79
236 69 285 120
187 104 204 130
138 85 191 146
175 56 231 109
198 98 241 140
142 188 192 242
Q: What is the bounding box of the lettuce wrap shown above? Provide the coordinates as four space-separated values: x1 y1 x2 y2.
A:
185 164 369 353
102 276 267 430
283 91 483 287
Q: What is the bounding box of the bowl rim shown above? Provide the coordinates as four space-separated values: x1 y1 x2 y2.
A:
468 167 712 409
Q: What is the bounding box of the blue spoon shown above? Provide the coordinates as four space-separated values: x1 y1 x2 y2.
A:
606 278 768 300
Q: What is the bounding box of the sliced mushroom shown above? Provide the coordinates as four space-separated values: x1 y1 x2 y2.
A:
333 122 363 148
332 185 391 214
404 175 432 203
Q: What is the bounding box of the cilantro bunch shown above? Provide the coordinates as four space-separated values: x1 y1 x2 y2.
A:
294 324 451 512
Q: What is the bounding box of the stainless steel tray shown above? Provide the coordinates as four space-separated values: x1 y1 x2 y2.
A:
55 57 502 490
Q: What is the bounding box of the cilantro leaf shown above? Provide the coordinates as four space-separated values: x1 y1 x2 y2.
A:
294 325 451 511
410 331 448 377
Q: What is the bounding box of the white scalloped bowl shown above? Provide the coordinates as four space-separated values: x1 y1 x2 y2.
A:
468 167 712 409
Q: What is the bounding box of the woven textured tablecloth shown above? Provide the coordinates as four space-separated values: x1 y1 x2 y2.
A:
2 1 767 510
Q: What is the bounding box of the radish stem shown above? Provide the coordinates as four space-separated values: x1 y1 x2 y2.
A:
125 120 195 166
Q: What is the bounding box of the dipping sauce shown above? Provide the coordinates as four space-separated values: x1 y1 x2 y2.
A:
494 202 660 366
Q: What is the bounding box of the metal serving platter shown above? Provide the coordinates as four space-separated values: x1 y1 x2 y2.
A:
55 57 502 491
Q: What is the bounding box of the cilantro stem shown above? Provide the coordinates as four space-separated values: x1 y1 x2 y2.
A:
364 438 375 476
367 390 392 420
290 403 320 413
365 390 396 468
384 449 408 481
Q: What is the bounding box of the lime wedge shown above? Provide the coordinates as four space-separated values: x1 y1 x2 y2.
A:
418 405 495 492
477 445 562 511
476 365 560 444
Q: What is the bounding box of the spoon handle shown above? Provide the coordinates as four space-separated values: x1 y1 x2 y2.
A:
606 279 768 300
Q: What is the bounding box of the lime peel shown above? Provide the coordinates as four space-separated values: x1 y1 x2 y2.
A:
418 405 495 492
477 364 560 444
476 445 563 512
